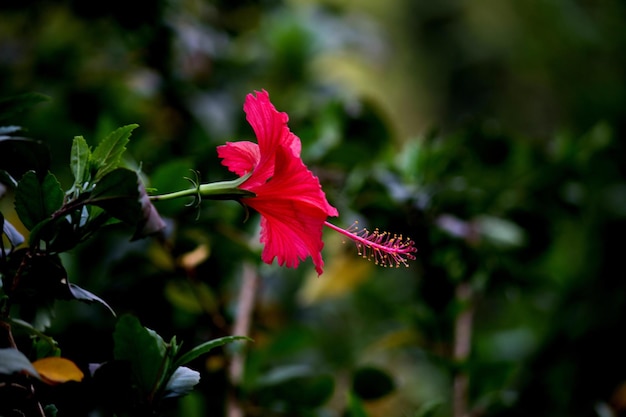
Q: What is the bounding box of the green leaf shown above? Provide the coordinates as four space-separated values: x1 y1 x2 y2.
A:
0 92 49 122
113 314 167 395
15 171 64 231
0 348 40 378
70 135 91 192
163 366 201 398
90 124 138 181
254 365 334 408
346 392 369 417
86 168 165 239
174 335 252 368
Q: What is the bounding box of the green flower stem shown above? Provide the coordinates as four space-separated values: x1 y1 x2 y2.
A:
150 174 255 202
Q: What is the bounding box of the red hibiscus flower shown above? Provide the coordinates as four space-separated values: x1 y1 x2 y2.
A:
217 90 338 275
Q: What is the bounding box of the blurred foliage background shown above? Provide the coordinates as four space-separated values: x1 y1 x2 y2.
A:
2 0 626 416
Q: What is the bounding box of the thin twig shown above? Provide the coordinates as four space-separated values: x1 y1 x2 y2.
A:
453 282 474 417
227 263 259 417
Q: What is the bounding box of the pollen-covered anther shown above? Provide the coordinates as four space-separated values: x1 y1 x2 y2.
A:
324 221 418 268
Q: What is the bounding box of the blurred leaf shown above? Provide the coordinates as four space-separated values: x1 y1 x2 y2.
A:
149 159 195 216
163 366 200 398
32 356 84 385
43 404 58 417
475 215 525 248
0 347 40 378
165 280 217 315
254 365 335 408
0 125 22 135
70 135 91 193
113 314 167 395
174 335 252 368
0 92 49 122
352 366 395 400
298 247 372 305
15 171 64 231
90 124 137 181
346 391 369 417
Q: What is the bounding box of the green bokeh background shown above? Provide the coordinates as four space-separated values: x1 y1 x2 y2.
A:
2 1 626 416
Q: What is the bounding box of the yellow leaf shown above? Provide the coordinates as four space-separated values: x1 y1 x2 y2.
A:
31 357 84 385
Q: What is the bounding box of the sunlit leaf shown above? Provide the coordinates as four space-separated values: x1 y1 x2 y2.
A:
0 348 40 378
70 135 91 192
32 356 84 385
90 124 137 181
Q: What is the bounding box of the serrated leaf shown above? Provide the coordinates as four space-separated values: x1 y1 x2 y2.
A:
163 366 200 398
0 348 40 378
90 124 138 181
70 135 91 192
174 336 252 368
113 314 167 395
32 357 84 385
15 171 64 230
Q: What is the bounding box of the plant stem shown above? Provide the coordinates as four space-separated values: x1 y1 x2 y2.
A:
227 263 259 417
453 281 474 417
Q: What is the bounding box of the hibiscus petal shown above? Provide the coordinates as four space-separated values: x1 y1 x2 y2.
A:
217 141 260 177
244 90 302 157
245 145 338 274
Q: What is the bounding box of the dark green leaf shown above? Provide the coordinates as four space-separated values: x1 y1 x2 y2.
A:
15 171 64 231
163 366 200 398
90 124 138 181
254 365 335 408
352 366 395 400
174 335 252 368
0 348 40 378
113 314 167 395
43 404 58 417
87 168 165 239
0 92 49 122
70 135 91 192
